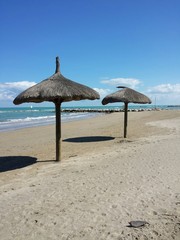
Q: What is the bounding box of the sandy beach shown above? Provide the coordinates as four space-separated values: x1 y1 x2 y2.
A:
0 110 180 240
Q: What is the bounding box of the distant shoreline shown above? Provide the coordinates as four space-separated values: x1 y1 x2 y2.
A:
61 107 159 113
167 105 180 107
0 106 179 133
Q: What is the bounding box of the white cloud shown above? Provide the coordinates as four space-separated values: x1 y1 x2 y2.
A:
147 83 180 105
93 88 111 97
101 77 141 89
0 81 36 101
0 81 36 90
147 83 180 94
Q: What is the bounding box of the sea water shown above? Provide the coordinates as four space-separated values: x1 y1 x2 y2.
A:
0 105 179 132
0 107 98 132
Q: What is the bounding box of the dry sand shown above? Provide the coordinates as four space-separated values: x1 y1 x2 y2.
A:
0 110 180 240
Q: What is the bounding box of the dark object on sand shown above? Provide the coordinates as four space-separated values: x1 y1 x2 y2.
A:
13 57 100 161
128 220 149 228
102 86 151 138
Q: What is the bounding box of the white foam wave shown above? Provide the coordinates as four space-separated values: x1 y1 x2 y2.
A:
0 112 99 132
8 115 55 123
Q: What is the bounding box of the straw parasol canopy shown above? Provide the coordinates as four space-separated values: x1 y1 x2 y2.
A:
13 57 100 161
102 86 151 138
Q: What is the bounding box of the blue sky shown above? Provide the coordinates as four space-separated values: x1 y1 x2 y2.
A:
0 0 180 107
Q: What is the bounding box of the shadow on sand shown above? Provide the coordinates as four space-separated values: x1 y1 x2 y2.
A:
63 136 115 143
0 156 37 172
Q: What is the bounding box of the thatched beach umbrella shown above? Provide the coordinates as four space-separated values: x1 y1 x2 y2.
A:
13 57 100 161
102 86 151 138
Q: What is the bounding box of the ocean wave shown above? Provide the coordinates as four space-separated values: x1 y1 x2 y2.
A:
0 108 55 114
8 115 55 123
0 112 99 132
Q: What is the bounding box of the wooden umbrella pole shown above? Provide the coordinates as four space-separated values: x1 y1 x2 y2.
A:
55 101 61 161
124 102 128 138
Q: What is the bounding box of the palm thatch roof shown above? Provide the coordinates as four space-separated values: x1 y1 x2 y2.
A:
13 57 100 161
13 57 99 105
102 86 151 105
102 86 151 138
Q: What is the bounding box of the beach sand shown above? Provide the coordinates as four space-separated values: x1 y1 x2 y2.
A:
0 110 180 239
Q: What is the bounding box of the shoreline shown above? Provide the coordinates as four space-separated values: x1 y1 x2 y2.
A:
0 110 180 239
0 110 180 166
1 106 180 134
1 108 179 134
0 111 101 133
